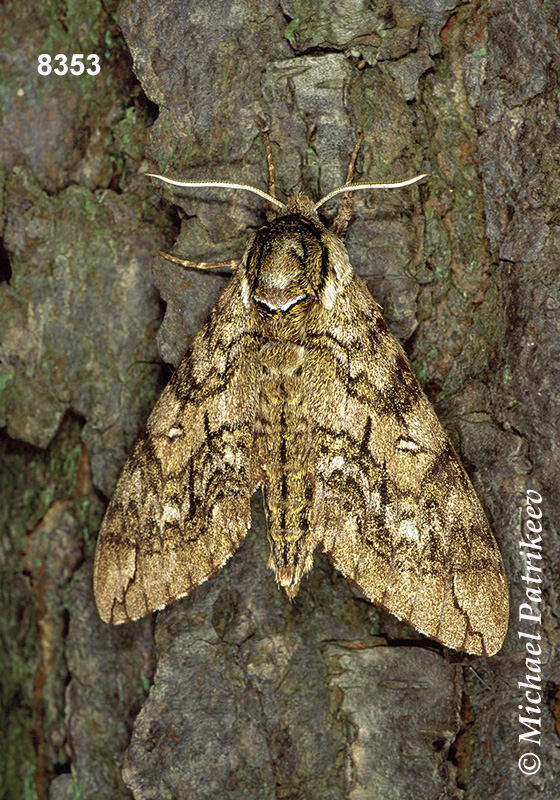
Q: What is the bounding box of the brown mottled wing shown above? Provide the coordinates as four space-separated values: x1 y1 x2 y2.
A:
306 275 508 655
94 273 262 624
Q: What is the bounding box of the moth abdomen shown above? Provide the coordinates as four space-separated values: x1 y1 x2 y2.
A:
256 333 317 597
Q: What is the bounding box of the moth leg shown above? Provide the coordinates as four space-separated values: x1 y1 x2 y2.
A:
156 251 240 271
255 115 280 221
332 132 364 238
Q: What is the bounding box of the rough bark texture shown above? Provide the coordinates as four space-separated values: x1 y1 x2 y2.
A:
1 1 559 799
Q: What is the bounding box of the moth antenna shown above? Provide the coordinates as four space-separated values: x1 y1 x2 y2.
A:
314 173 430 211
146 174 287 210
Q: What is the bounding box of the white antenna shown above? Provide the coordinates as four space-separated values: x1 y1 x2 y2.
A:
146 172 429 212
146 174 286 210
314 174 429 210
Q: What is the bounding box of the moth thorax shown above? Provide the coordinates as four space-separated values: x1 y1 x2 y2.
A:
248 214 327 320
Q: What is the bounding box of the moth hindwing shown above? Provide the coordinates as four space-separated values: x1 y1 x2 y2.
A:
94 148 508 657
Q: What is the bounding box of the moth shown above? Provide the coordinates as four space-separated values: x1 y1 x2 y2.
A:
94 133 508 656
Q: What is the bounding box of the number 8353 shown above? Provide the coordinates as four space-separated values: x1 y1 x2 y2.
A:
37 54 101 76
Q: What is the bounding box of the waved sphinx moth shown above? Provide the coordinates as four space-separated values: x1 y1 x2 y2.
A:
94 134 508 656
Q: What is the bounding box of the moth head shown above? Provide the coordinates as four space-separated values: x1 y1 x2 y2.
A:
240 193 352 321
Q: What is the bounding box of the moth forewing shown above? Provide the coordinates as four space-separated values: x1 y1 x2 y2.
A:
93 273 262 624
94 158 508 656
